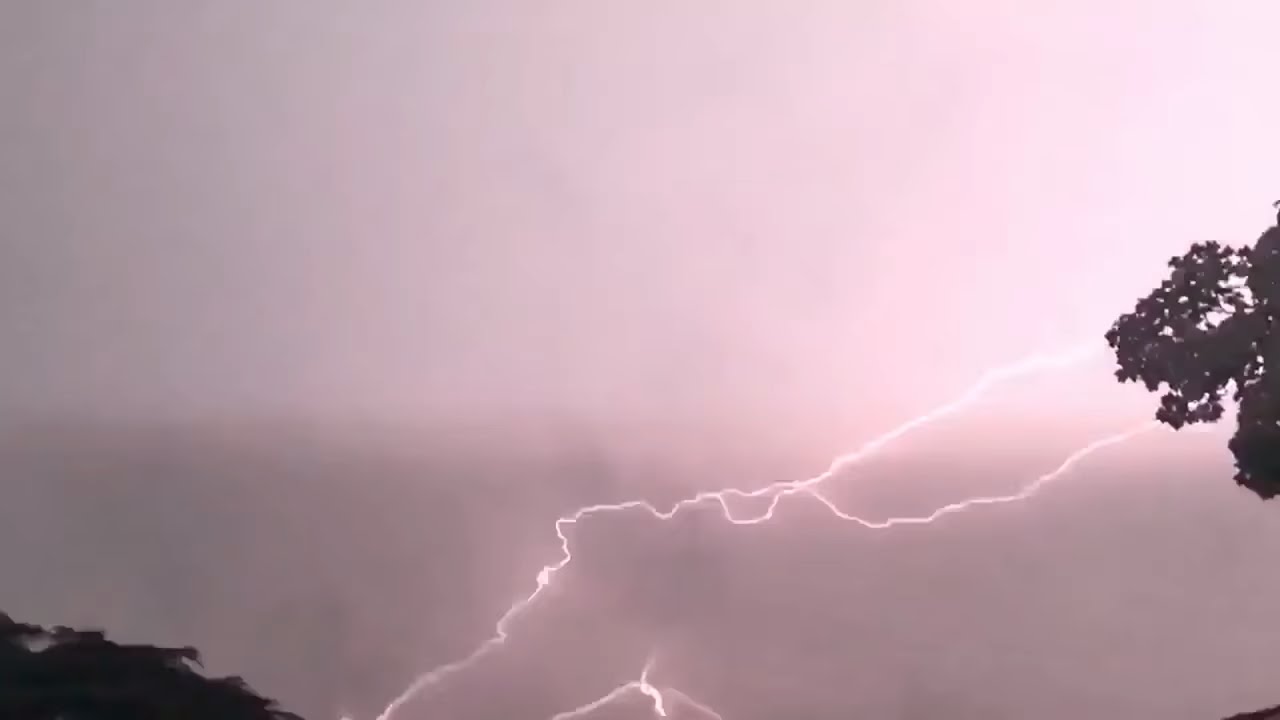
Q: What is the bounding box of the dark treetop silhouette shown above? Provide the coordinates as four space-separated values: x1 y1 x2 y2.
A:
1106 201 1280 499
0 611 304 720
1224 704 1280 720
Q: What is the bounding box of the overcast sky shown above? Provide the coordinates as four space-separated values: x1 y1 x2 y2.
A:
4 3 1280 720
4 1 1278 442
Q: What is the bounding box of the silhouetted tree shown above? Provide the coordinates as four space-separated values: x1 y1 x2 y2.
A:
1223 703 1280 720
1106 201 1280 499
0 611 304 720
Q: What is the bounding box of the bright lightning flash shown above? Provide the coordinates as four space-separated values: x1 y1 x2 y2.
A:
545 674 636 720
375 340 1158 720
549 655 666 720
550 655 724 720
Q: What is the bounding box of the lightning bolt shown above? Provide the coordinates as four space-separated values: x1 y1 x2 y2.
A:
542 419 1156 720
374 339 1157 720
550 655 723 720
801 420 1159 528
549 655 665 720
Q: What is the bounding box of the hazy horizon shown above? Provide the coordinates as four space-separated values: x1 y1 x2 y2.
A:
2 405 1277 720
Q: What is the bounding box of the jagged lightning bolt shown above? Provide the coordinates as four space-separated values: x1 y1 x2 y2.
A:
549 655 666 720
802 420 1160 527
543 420 1157 720
550 655 723 720
546 677 640 720
375 340 1120 720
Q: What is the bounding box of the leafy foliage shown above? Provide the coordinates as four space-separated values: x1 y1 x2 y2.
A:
1105 205 1280 499
0 611 304 720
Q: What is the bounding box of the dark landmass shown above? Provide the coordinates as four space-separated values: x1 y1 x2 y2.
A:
0 610 301 719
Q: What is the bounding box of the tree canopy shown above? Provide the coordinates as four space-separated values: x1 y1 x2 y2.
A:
1106 203 1280 499
0 611 303 720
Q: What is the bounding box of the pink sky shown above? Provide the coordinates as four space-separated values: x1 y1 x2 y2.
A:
5 4 1280 719
3 1 1279 454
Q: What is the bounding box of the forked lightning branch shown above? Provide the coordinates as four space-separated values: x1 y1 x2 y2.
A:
370 340 1165 720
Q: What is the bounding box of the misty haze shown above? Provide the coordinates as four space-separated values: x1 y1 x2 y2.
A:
3 3 1280 720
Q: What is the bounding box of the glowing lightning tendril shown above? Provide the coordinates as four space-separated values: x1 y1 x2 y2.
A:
375 339 1158 720
549 653 726 720
548 655 665 720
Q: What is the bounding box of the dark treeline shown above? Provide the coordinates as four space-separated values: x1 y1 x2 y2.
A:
0 611 303 720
